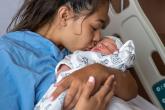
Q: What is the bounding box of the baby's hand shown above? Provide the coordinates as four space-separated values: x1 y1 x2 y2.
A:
57 64 70 76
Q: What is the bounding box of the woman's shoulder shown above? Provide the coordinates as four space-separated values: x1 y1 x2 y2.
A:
0 31 58 55
0 31 52 50
0 31 60 76
0 30 69 70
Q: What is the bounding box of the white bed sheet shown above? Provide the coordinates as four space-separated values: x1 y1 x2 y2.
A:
107 95 160 110
128 95 160 110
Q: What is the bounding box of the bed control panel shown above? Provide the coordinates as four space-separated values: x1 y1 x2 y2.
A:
152 79 165 109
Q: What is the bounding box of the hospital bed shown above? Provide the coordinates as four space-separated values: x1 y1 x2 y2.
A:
103 0 165 110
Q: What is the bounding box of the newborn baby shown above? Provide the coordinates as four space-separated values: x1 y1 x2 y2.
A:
35 36 135 110
57 36 120 75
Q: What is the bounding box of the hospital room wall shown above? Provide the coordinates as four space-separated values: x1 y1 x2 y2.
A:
138 0 165 46
138 0 165 36
0 0 22 36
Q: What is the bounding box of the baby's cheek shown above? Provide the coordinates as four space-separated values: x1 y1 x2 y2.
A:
100 48 113 55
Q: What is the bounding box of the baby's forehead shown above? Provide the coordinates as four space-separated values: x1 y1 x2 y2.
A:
101 37 112 42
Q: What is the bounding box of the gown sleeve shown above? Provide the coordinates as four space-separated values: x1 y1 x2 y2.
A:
0 48 56 110
0 49 38 110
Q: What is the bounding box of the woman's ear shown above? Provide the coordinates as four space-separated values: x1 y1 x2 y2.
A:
57 6 74 27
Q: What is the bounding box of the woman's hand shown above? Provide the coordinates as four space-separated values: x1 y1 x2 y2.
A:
75 75 115 110
51 64 111 110
51 63 138 109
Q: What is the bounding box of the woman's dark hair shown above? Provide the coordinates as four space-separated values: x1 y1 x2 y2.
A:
7 0 107 32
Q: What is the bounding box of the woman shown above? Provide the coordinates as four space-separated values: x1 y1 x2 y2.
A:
0 0 138 110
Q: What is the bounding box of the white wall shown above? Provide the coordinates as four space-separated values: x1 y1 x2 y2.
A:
0 0 22 36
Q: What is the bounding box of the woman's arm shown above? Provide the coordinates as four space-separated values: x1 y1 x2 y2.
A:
78 63 138 101
108 68 138 101
52 63 138 109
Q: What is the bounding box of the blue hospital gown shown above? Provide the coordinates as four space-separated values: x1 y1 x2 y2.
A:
0 31 69 110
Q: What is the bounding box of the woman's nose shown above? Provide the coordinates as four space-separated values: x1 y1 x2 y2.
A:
93 30 102 42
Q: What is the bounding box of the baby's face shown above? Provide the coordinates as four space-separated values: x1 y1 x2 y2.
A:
91 38 118 55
